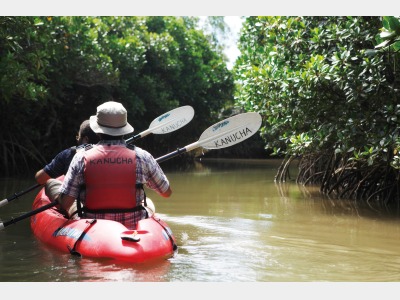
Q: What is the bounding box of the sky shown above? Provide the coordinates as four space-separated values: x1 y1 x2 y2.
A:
199 16 244 70
223 16 243 69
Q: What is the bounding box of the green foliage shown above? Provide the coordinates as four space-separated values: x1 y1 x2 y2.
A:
375 16 400 50
0 16 234 175
235 16 400 170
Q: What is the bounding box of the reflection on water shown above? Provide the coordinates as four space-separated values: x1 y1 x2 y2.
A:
1 158 400 283
31 243 173 282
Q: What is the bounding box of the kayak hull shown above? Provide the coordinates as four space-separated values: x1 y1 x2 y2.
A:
30 187 177 263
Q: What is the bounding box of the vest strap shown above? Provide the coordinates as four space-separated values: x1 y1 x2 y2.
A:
83 205 146 214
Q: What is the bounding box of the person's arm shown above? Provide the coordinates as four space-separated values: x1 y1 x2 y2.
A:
160 186 172 198
59 150 84 217
136 147 172 198
59 194 77 217
35 169 51 185
146 159 172 198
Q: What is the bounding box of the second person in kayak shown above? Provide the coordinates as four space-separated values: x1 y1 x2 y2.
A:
58 101 172 229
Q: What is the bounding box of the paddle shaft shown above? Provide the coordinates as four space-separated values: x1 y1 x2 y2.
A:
125 133 145 144
125 127 155 143
156 141 200 164
0 201 58 230
0 183 41 208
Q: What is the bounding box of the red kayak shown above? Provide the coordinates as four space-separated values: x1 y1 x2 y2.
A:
30 186 177 263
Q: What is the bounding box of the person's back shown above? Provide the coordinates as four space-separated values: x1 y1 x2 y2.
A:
35 119 99 185
59 101 172 229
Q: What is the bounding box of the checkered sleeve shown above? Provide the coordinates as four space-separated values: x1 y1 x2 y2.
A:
135 147 170 194
60 151 85 199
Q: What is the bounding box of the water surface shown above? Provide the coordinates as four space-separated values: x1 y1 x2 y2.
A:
0 159 399 286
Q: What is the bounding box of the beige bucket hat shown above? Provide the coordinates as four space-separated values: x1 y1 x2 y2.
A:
89 101 134 136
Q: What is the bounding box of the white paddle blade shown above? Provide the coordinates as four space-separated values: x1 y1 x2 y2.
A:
149 105 195 134
198 112 262 150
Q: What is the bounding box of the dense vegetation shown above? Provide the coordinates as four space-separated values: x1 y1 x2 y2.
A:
235 16 400 211
0 16 236 175
5 15 400 212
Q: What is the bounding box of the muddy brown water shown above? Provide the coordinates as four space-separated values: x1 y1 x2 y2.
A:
1 159 399 297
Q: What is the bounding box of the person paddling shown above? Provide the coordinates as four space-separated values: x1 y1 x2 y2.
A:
55 101 172 229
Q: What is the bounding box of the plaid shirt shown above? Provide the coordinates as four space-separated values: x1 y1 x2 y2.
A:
60 140 170 229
